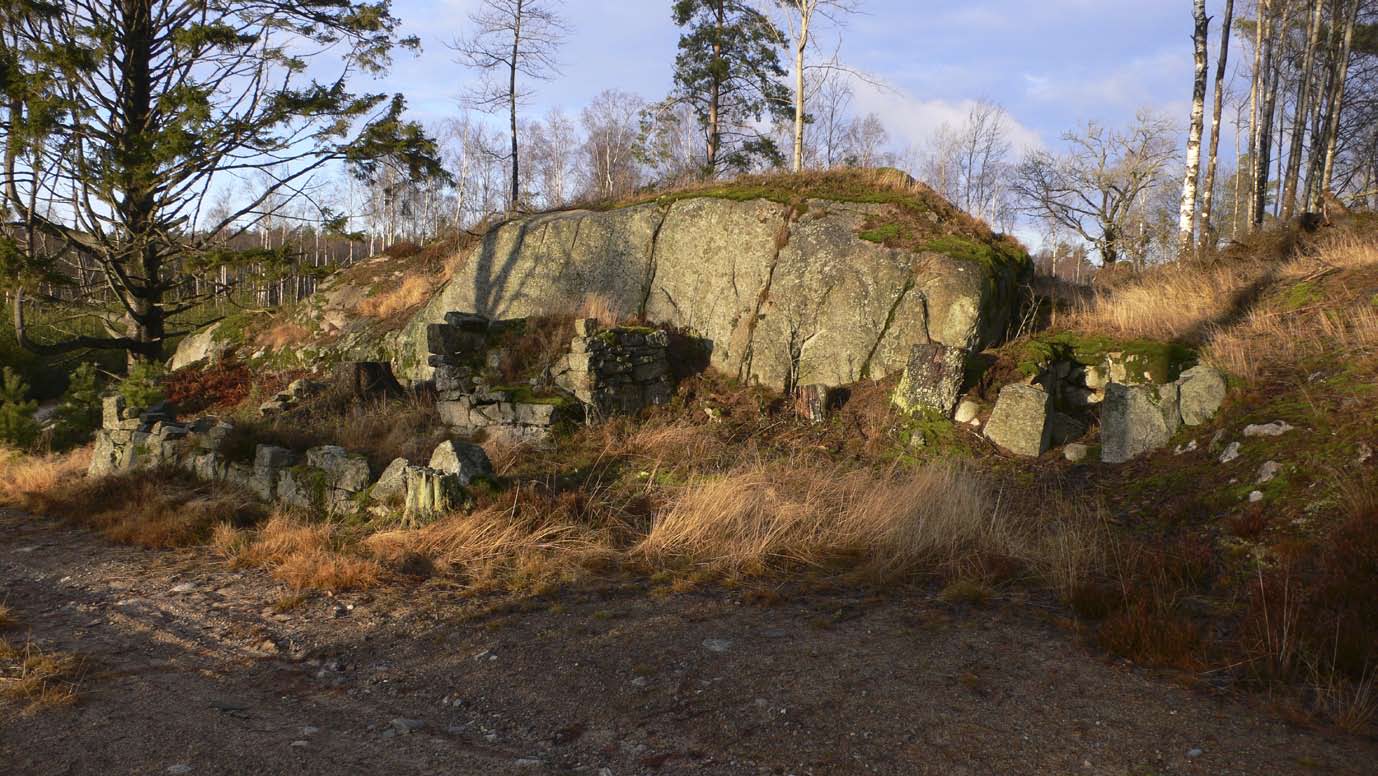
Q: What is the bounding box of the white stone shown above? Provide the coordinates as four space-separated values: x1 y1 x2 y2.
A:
954 399 981 425
1243 421 1295 437
1219 441 1241 464
1257 461 1281 483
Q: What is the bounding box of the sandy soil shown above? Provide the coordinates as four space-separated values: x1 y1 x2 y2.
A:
1 508 1373 776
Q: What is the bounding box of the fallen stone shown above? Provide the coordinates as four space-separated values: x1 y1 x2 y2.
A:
1219 441 1241 464
372 458 410 505
1257 461 1281 483
428 440 494 486
1243 421 1295 437
954 399 980 426
983 384 1052 458
390 718 425 735
1249 491 1264 503
306 446 372 493
892 343 966 417
701 639 733 653
1176 365 1227 426
1101 383 1181 464
1174 439 1199 455
1063 444 1089 463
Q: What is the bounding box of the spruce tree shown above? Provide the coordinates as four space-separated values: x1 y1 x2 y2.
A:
669 0 794 175
0 0 446 362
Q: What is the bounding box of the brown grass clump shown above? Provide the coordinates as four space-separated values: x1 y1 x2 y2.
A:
637 459 1027 582
1067 260 1270 343
258 321 311 350
30 468 263 549
216 513 383 591
0 447 91 511
0 638 81 715
0 604 13 630
356 273 434 320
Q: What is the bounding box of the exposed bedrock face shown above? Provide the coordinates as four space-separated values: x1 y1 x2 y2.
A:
401 196 1029 390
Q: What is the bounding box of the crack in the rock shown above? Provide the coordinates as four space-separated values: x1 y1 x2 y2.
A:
639 204 672 319
735 204 799 383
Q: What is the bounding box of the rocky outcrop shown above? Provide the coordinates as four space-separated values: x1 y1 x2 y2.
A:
401 196 1029 390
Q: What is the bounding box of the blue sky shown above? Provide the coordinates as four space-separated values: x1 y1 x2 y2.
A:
377 0 1225 154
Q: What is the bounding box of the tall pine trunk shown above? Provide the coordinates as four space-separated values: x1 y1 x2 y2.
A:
1248 0 1268 231
1281 0 1325 219
1200 0 1235 250
1178 0 1210 256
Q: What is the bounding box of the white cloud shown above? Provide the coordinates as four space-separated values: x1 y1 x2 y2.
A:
846 75 1044 156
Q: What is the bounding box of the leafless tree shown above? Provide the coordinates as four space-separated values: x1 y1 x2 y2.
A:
580 90 646 200
451 0 569 209
921 100 1016 230
527 108 579 208
1281 0 1326 219
1199 0 1235 249
1178 0 1210 255
843 113 890 167
1013 112 1178 266
773 0 863 173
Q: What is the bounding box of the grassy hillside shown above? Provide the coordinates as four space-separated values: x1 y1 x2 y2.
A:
3 183 1377 731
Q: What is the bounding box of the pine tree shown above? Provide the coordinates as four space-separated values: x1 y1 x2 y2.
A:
54 363 101 447
0 367 39 450
669 0 794 175
0 0 446 362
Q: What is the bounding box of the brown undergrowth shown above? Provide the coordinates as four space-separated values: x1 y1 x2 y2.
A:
0 637 81 716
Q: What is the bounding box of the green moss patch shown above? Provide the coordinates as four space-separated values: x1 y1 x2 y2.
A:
859 223 901 243
1014 332 1197 382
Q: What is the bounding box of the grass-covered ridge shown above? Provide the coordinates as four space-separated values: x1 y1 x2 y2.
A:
591 167 1033 277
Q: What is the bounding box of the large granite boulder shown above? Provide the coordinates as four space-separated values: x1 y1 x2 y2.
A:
400 194 1029 390
1101 383 1182 464
984 384 1052 457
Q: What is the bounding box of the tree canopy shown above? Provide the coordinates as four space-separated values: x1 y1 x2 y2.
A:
0 0 445 361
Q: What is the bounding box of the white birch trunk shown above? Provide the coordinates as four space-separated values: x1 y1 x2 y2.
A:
1178 0 1209 256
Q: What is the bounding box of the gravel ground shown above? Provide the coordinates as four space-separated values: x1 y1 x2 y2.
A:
1 509 1373 775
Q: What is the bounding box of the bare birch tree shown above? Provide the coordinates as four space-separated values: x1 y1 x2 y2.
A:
451 0 569 210
1178 0 1210 255
1281 0 1326 218
773 0 862 173
1200 0 1235 249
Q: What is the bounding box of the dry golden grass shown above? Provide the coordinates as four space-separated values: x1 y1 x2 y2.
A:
30 470 263 549
637 459 1030 582
215 513 383 591
572 292 626 327
1066 260 1268 342
367 505 616 591
0 638 81 714
0 447 91 511
258 321 311 350
356 273 434 320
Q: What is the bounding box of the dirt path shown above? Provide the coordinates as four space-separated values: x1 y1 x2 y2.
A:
0 510 1372 776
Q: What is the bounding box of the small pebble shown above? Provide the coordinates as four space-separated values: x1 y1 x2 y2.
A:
702 639 733 653
1249 491 1264 503
1187 748 1203 758
167 767 192 775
